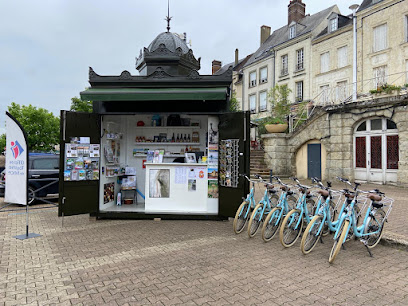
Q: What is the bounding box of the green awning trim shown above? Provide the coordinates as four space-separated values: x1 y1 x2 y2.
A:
80 88 227 102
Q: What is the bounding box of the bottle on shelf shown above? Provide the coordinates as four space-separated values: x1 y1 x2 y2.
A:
183 134 187 142
187 134 191 142
185 145 189 152
172 133 175 142
176 134 180 142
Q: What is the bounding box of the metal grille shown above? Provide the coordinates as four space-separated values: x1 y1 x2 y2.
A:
387 135 399 169
355 137 366 168
370 136 382 169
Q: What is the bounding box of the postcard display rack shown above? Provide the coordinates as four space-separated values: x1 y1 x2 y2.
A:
219 139 239 188
64 137 100 181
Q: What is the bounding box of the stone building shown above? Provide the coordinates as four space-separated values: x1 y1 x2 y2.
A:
311 12 353 105
240 0 340 122
356 0 408 92
261 0 408 185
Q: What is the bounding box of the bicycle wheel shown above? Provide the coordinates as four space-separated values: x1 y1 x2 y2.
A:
261 207 282 242
279 209 303 247
322 200 336 236
306 198 315 216
329 219 350 264
286 195 297 211
233 201 250 234
247 204 263 238
269 194 279 209
300 215 323 254
364 208 386 248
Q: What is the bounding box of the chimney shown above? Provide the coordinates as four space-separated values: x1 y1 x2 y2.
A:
260 25 271 46
288 0 306 25
235 49 239 66
212 60 222 75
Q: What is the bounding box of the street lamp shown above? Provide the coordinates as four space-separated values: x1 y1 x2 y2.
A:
350 4 359 102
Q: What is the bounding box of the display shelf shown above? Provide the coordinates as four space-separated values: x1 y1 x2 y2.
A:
136 126 200 129
134 142 200 145
133 154 186 158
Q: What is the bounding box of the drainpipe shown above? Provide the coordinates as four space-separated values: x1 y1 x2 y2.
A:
349 4 359 102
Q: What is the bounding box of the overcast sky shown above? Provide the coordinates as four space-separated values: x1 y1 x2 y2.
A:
0 0 361 135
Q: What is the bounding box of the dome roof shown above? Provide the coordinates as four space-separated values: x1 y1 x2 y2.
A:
147 32 190 54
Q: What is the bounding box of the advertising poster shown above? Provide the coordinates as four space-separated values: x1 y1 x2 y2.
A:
104 182 115 204
208 168 218 179
188 179 196 191
208 180 218 198
149 169 170 198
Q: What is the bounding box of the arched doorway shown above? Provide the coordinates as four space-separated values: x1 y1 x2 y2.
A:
354 118 398 183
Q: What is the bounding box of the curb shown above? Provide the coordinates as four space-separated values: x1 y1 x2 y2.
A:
381 231 408 250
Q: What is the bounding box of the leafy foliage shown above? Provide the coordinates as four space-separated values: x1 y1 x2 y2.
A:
370 84 401 95
268 84 291 121
0 134 5 154
229 92 240 112
70 96 93 112
3 103 60 152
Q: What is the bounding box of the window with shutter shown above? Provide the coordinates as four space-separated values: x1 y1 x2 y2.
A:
259 91 267 112
329 18 338 32
373 24 387 52
337 46 348 68
320 52 330 73
320 85 330 104
336 81 348 102
249 71 256 87
296 49 304 71
281 55 288 76
296 81 303 102
373 66 387 88
289 25 296 39
249 95 256 113
260 67 267 84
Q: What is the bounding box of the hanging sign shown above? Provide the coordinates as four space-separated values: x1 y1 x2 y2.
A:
5 112 28 205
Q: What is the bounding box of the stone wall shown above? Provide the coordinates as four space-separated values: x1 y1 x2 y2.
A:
262 95 408 185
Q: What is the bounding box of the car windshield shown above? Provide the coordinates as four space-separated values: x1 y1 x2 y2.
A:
32 158 59 170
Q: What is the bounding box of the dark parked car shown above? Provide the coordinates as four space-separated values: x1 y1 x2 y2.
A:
0 153 59 204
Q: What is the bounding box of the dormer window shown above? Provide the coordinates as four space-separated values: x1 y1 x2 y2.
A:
329 17 338 32
289 24 296 39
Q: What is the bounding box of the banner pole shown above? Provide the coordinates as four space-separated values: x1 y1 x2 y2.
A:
6 111 41 240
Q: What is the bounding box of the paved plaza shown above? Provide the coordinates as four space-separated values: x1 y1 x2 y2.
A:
0 181 408 305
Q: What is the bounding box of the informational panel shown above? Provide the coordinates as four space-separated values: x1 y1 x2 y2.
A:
5 112 27 205
145 163 209 214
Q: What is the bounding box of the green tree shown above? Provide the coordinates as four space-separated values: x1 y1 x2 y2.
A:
4 103 60 152
70 96 93 112
0 134 5 154
268 84 292 122
229 92 240 112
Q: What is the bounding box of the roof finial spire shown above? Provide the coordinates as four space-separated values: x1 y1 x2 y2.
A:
165 0 172 32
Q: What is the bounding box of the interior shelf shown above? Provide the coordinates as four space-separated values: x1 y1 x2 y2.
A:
134 142 200 145
136 126 200 129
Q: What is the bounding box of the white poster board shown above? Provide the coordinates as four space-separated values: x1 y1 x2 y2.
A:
5 113 28 205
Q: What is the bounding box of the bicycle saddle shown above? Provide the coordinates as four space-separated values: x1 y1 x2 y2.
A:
368 193 382 202
372 202 384 208
317 190 329 198
280 186 290 191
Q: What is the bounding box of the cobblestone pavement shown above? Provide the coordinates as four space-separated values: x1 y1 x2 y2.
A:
1 204 408 305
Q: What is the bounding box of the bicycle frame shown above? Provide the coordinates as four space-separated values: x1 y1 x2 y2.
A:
237 178 258 220
266 187 294 227
252 186 276 222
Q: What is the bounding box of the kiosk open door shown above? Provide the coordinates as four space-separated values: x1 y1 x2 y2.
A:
58 111 100 217
218 112 250 217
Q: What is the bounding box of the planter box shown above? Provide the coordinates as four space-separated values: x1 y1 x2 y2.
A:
265 123 288 133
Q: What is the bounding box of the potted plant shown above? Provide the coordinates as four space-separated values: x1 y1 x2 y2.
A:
264 84 291 133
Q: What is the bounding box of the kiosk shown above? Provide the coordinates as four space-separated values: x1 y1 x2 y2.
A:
58 31 250 220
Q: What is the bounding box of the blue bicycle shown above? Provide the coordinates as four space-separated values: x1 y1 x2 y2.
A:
300 178 341 254
279 178 317 248
329 178 393 263
261 177 297 242
247 179 280 237
233 175 262 234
